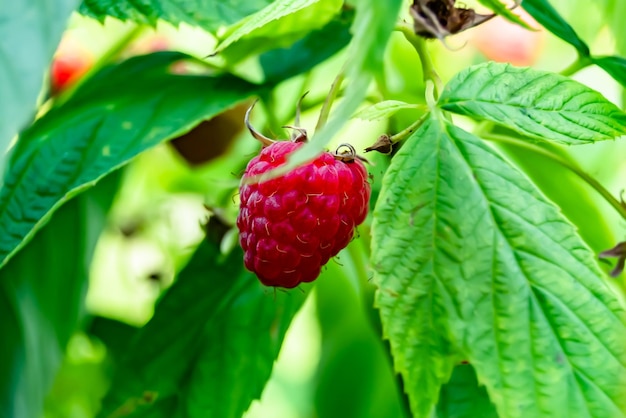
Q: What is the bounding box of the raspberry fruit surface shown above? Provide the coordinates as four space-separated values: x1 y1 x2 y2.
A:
237 141 370 288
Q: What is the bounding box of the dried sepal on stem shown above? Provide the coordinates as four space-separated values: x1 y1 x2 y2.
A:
410 0 521 41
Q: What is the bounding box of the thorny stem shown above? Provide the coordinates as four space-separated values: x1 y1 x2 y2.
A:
483 133 626 221
315 70 345 133
560 54 593 77
396 23 443 98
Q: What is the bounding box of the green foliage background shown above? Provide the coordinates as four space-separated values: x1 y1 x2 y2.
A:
1 0 626 417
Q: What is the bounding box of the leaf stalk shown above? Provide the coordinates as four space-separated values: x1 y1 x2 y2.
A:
483 133 626 221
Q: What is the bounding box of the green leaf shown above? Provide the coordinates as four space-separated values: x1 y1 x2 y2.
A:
592 55 626 89
521 0 590 56
97 240 308 418
276 0 403 176
372 114 626 417
436 364 498 418
214 0 342 63
0 0 79 179
79 0 274 33
477 0 532 29
0 172 119 418
353 100 424 122
314 241 410 418
438 62 626 144
260 8 353 84
0 51 258 270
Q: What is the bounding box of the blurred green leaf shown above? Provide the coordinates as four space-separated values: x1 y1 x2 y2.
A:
260 9 353 84
0 172 119 418
592 55 626 89
0 0 79 180
372 115 626 417
314 241 409 418
603 0 626 56
0 51 258 270
438 62 626 144
436 364 498 418
353 100 424 122
521 0 590 56
97 239 308 418
79 0 274 33
87 316 138 362
477 0 532 29
279 0 403 176
214 0 342 63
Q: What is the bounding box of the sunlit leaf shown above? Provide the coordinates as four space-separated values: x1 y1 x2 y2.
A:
79 0 274 33
521 0 589 56
0 52 258 270
438 62 626 144
214 0 342 63
372 114 626 417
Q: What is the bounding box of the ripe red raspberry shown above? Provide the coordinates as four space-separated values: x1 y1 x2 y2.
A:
237 140 370 288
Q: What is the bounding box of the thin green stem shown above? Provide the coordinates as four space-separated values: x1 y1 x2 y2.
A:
560 54 593 77
396 24 443 98
315 70 345 133
389 111 430 143
483 133 626 221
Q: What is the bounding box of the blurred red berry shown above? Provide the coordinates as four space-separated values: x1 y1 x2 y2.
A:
471 11 544 67
50 37 93 94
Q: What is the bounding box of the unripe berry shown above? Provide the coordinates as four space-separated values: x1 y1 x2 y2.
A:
237 141 370 288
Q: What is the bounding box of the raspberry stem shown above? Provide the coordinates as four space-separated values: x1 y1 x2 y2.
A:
245 101 275 147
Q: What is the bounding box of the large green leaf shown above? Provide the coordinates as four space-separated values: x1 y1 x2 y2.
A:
0 172 119 418
438 62 626 144
0 51 258 270
97 239 308 417
214 0 342 63
0 0 79 180
521 0 589 56
372 114 626 417
79 0 274 33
